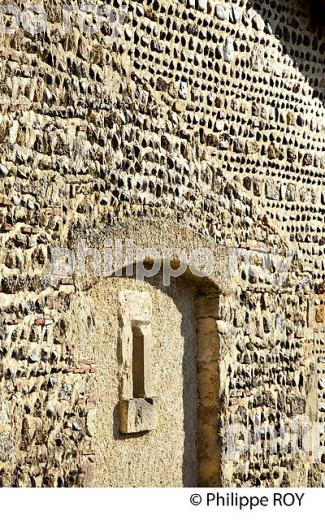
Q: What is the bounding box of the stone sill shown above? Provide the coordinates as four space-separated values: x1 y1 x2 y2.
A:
119 397 157 434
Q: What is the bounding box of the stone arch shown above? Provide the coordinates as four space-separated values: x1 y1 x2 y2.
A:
68 219 236 293
65 219 237 486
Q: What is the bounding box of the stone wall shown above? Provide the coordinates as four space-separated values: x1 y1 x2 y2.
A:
69 273 199 487
0 0 324 486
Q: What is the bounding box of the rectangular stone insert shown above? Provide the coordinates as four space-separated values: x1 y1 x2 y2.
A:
118 290 155 433
120 398 157 434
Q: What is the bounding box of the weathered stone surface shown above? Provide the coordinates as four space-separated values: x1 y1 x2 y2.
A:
0 0 323 490
120 398 157 433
